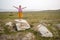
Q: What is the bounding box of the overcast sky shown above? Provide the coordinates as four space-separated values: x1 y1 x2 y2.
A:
0 0 60 11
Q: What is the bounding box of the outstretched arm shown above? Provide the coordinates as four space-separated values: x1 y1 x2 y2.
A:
22 7 26 9
13 6 18 9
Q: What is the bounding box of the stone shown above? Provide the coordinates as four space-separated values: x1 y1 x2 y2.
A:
5 22 16 32
37 24 53 37
22 32 35 40
0 26 4 33
14 19 30 31
5 22 13 26
0 32 23 40
0 32 35 40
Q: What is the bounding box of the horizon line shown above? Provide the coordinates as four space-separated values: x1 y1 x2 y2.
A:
0 9 60 12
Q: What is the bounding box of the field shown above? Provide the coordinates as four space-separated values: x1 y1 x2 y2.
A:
0 10 60 40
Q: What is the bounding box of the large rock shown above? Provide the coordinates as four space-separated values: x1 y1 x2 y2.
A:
14 19 30 31
37 24 53 37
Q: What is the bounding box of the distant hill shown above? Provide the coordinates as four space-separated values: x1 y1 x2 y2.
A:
0 9 60 12
40 9 60 13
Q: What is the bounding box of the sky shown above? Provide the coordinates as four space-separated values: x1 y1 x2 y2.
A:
0 0 60 11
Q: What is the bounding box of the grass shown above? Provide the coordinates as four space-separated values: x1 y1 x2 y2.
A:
0 10 60 40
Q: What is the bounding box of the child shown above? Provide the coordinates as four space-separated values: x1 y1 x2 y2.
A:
13 5 26 19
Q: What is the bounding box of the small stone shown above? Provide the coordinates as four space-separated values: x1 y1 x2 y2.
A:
5 22 13 26
55 24 60 29
22 32 35 40
0 26 4 33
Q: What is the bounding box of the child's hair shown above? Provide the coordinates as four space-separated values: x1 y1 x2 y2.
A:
19 5 21 7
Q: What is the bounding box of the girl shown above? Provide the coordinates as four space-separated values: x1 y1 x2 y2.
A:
13 5 26 19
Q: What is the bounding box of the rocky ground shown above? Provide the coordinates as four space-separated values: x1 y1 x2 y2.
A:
0 11 60 40
0 20 60 40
